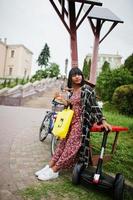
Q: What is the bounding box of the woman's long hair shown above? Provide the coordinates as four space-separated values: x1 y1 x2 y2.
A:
67 67 84 89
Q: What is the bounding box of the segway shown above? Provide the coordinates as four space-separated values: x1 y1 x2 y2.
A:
72 125 127 200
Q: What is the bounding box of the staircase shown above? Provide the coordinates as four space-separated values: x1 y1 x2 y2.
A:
23 80 63 109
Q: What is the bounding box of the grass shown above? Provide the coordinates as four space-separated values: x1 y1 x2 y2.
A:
20 174 112 200
20 173 133 200
20 103 133 200
90 103 133 183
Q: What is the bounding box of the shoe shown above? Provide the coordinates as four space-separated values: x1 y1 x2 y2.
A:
38 168 59 181
35 165 50 177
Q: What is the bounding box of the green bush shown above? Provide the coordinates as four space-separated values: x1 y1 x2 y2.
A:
3 79 7 87
7 79 11 87
96 67 133 101
124 53 133 75
112 84 133 115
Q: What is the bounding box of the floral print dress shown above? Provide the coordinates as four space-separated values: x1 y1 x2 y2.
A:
51 91 82 169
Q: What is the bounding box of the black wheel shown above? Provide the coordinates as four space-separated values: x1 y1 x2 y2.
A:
39 113 51 141
72 163 84 185
51 134 59 156
113 173 125 200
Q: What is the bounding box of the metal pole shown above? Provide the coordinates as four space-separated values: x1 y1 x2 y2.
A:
65 58 68 77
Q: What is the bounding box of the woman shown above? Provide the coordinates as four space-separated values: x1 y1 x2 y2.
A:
35 67 111 181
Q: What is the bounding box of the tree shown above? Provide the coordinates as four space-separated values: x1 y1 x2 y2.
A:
124 53 133 75
31 69 48 80
102 61 110 72
37 43 50 68
49 63 60 78
82 58 91 79
31 62 60 81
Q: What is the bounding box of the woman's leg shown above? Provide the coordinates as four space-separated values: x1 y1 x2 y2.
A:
48 160 55 168
51 137 67 164
47 138 68 171
54 130 81 170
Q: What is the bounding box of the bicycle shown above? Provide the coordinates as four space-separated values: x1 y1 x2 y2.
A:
39 98 64 156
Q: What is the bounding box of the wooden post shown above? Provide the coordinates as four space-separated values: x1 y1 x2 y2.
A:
89 20 101 85
68 1 78 67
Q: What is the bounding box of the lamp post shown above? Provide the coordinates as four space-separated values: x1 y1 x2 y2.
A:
65 58 68 78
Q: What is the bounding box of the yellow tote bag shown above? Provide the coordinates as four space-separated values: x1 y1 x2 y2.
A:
52 108 74 139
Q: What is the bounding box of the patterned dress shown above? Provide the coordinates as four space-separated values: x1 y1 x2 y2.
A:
51 91 82 169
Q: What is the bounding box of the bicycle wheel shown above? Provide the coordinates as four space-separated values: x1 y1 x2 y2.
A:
51 134 59 156
39 113 51 141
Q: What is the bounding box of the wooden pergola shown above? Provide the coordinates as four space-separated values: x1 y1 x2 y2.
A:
87 6 123 85
49 0 102 67
49 0 123 85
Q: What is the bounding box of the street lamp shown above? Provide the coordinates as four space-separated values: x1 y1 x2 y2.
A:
65 58 68 78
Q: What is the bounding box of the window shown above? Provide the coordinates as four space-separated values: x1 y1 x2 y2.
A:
11 50 15 57
9 68 13 76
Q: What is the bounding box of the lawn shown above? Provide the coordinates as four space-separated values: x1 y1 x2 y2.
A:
91 104 133 183
20 104 133 200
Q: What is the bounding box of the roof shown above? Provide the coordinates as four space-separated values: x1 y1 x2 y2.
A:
87 7 123 23
67 0 102 6
87 53 122 58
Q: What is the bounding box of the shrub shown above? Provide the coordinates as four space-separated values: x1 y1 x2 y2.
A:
96 67 133 102
15 78 19 85
3 79 7 87
112 84 133 115
124 53 133 75
7 79 11 87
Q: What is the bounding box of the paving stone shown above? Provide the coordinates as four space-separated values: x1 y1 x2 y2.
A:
0 81 61 199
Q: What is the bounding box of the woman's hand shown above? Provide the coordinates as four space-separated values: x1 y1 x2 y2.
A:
54 92 68 106
54 92 62 99
102 120 112 132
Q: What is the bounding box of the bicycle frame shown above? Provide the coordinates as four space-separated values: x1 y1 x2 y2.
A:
39 98 64 154
49 111 57 133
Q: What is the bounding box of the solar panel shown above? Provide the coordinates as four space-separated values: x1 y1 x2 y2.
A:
67 0 102 6
86 6 123 23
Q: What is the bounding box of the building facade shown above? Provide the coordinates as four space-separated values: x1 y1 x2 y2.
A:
0 39 33 79
86 53 122 76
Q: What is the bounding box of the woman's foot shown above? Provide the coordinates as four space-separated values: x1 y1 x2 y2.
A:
38 168 59 181
35 165 50 177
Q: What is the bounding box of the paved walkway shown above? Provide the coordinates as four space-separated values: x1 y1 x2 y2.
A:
0 81 62 200
0 80 132 200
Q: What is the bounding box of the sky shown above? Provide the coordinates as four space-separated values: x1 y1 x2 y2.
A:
0 0 133 75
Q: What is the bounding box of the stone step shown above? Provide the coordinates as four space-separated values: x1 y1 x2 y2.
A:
23 80 63 109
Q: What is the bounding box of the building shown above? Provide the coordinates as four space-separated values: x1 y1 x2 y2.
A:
0 38 33 79
85 53 122 76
